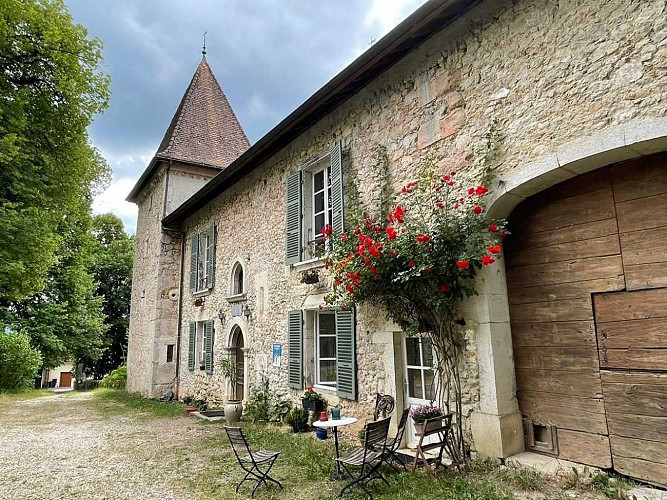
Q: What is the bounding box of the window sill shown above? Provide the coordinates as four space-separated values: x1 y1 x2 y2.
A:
292 258 325 272
192 289 212 298
313 384 337 394
225 293 246 303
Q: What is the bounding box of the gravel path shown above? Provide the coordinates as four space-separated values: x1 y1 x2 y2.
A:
0 392 220 500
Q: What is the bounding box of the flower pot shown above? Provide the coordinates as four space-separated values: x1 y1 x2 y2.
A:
224 400 243 424
315 427 328 440
301 398 325 414
414 422 424 436
186 407 198 415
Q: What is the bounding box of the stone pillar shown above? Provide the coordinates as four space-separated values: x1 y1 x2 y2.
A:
462 258 524 458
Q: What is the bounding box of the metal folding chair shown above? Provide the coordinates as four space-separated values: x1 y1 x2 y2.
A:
224 426 283 497
372 393 395 420
337 417 391 499
383 408 409 473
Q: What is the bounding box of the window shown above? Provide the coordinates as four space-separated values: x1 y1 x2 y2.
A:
188 320 214 374
166 344 175 363
189 225 215 294
315 312 336 387
285 141 343 264
406 337 435 401
231 261 244 295
287 308 356 400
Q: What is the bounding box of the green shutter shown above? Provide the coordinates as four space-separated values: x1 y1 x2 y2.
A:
330 140 344 235
188 322 196 371
287 310 303 389
189 235 198 293
206 224 215 289
204 320 214 374
285 171 302 264
336 308 356 400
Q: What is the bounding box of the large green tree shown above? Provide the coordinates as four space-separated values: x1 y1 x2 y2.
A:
85 214 134 378
0 0 110 303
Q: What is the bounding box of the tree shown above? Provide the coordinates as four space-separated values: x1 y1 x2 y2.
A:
85 214 134 378
0 0 110 302
11 213 107 371
0 329 42 392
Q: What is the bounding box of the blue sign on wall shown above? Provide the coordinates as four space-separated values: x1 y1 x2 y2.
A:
272 343 282 367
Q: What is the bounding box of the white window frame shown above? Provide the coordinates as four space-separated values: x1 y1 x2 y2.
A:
315 311 337 388
302 156 332 259
196 321 206 370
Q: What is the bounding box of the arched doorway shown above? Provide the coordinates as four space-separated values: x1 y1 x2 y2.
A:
504 152 667 486
230 326 245 401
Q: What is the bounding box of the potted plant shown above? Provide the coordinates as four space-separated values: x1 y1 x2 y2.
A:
357 427 366 447
301 386 327 414
220 355 243 424
299 269 320 284
285 407 309 433
409 403 444 435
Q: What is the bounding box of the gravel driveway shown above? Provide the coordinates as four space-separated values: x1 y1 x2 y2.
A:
0 391 221 500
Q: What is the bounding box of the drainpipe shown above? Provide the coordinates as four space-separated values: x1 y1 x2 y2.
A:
174 232 185 399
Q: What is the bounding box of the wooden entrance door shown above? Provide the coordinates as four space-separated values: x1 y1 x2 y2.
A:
404 336 437 448
506 152 667 485
594 289 667 487
59 372 72 388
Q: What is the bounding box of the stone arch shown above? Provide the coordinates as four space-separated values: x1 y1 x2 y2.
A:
226 324 246 401
467 117 667 460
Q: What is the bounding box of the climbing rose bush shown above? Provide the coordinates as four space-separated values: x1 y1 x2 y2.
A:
322 170 507 335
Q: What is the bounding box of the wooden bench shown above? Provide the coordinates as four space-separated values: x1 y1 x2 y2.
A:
412 414 457 474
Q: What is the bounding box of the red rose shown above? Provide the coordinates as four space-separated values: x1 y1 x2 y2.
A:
498 231 506 239
468 188 475 196
439 284 449 292
423 268 431 275
481 255 495 266
456 260 469 269
370 267 377 275
386 226 397 240
341 305 347 311
416 234 431 243
369 244 381 258
340 233 347 241
488 244 501 254
390 249 397 256
334 278 342 287
322 224 333 236
443 175 450 181
475 185 489 196
489 224 498 232
393 205 406 223
345 284 354 293
447 181 454 186
408 261 415 268
473 206 483 215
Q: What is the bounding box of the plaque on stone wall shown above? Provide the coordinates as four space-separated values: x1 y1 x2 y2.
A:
231 303 243 317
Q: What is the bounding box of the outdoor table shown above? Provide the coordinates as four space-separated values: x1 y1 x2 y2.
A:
313 416 357 477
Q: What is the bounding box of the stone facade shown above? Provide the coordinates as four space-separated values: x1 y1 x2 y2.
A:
130 0 667 459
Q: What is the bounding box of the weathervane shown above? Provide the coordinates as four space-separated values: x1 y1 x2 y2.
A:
202 31 207 56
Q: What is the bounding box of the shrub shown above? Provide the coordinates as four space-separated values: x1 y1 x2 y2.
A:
285 407 309 433
0 330 42 392
99 364 127 389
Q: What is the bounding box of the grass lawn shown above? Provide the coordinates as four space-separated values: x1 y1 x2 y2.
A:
92 389 635 500
0 388 59 403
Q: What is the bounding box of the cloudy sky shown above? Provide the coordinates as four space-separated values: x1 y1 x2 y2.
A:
64 1 429 233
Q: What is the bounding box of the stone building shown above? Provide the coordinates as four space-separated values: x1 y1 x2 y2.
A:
127 0 667 487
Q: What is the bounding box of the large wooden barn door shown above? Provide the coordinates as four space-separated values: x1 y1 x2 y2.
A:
506 152 667 486
594 289 667 486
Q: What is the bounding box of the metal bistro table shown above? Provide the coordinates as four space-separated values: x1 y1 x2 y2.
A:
313 416 358 477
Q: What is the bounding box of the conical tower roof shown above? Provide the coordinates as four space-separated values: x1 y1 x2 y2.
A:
155 57 249 168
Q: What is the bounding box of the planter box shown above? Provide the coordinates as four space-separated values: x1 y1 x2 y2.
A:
301 398 325 414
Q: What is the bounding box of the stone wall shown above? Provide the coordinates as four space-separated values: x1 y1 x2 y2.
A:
171 0 665 450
